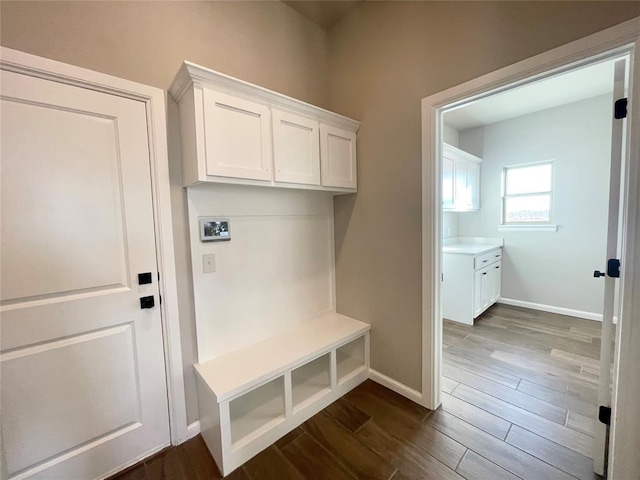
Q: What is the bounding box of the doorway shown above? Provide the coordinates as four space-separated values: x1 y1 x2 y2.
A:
421 19 640 479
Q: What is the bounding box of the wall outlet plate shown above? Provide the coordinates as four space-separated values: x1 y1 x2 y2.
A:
200 217 231 242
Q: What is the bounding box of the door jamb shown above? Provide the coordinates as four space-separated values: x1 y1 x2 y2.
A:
0 47 189 445
421 16 640 476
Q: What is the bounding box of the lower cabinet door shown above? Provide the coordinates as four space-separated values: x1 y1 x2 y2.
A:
474 267 489 318
488 261 502 304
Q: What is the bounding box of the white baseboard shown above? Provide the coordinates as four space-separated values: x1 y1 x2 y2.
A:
186 420 200 440
498 298 617 322
368 369 426 407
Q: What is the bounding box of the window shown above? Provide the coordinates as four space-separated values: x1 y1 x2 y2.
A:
501 162 554 226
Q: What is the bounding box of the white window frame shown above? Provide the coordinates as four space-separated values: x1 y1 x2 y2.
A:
499 160 558 232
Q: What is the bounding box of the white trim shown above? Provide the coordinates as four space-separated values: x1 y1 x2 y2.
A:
498 224 558 232
0 47 188 446
187 421 201 440
422 16 640 475
368 369 426 407
499 298 603 321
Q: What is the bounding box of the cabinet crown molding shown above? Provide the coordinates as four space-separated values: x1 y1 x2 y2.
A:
443 143 482 164
169 61 360 132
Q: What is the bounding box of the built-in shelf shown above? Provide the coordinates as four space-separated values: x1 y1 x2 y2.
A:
337 335 365 383
291 353 331 412
194 312 370 476
229 376 285 448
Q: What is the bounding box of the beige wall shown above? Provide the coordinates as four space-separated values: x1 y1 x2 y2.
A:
3 0 640 419
0 0 328 424
328 2 640 390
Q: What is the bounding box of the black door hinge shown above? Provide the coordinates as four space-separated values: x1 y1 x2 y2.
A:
614 98 627 119
599 405 611 426
607 258 621 278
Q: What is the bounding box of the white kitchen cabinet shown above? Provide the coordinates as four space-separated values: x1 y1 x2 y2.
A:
443 143 481 211
443 243 502 325
272 109 320 185
170 62 359 193
203 89 273 181
320 124 357 189
473 260 501 317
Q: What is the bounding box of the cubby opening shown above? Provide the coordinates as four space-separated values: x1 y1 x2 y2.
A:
291 353 331 411
229 376 285 448
336 336 365 383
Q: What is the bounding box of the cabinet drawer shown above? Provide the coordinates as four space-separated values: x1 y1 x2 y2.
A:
474 249 502 270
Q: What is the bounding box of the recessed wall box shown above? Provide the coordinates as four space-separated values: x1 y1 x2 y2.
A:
200 217 231 242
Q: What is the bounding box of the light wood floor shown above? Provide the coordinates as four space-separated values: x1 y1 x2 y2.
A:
113 304 605 480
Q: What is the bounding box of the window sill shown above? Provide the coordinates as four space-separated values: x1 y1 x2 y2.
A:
498 224 558 232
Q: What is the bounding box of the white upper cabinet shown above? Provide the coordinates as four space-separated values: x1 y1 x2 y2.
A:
203 89 272 181
442 143 481 211
272 109 320 185
320 124 357 189
170 62 359 193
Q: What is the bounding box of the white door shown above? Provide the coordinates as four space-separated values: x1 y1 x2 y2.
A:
320 124 357 189
0 69 170 479
272 109 320 185
203 89 272 181
593 57 628 476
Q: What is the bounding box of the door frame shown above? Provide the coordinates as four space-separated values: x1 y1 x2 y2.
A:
421 17 640 476
0 47 189 446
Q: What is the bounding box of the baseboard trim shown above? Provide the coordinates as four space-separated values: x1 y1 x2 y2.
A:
498 298 610 322
368 369 425 406
186 421 200 440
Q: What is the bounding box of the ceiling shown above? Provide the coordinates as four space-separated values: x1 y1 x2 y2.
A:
283 1 360 30
444 59 618 131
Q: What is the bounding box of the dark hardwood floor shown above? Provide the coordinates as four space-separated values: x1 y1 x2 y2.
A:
113 304 605 480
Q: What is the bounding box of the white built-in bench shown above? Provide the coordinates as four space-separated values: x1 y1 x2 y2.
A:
194 312 370 476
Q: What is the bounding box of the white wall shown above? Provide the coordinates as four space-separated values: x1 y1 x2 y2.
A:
186 185 335 363
458 94 612 317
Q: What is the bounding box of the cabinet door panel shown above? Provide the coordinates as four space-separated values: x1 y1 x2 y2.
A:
272 110 320 185
320 124 356 189
489 262 502 304
203 89 272 181
467 162 480 210
442 156 455 210
454 159 470 210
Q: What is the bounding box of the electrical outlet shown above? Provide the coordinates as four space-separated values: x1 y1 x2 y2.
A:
202 253 216 274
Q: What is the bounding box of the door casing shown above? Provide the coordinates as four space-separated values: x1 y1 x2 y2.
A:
0 46 188 465
420 16 640 478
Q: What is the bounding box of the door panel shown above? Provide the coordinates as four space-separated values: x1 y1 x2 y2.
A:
593 57 628 476
1 99 127 302
0 69 169 479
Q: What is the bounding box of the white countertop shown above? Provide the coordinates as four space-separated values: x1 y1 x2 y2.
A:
443 237 503 256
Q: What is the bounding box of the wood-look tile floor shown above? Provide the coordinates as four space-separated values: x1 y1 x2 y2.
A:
113 304 606 480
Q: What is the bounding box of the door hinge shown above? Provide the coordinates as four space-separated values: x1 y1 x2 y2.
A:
614 98 627 119
607 258 621 278
599 405 612 426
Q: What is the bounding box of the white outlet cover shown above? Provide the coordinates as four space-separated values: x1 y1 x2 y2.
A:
203 253 216 274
